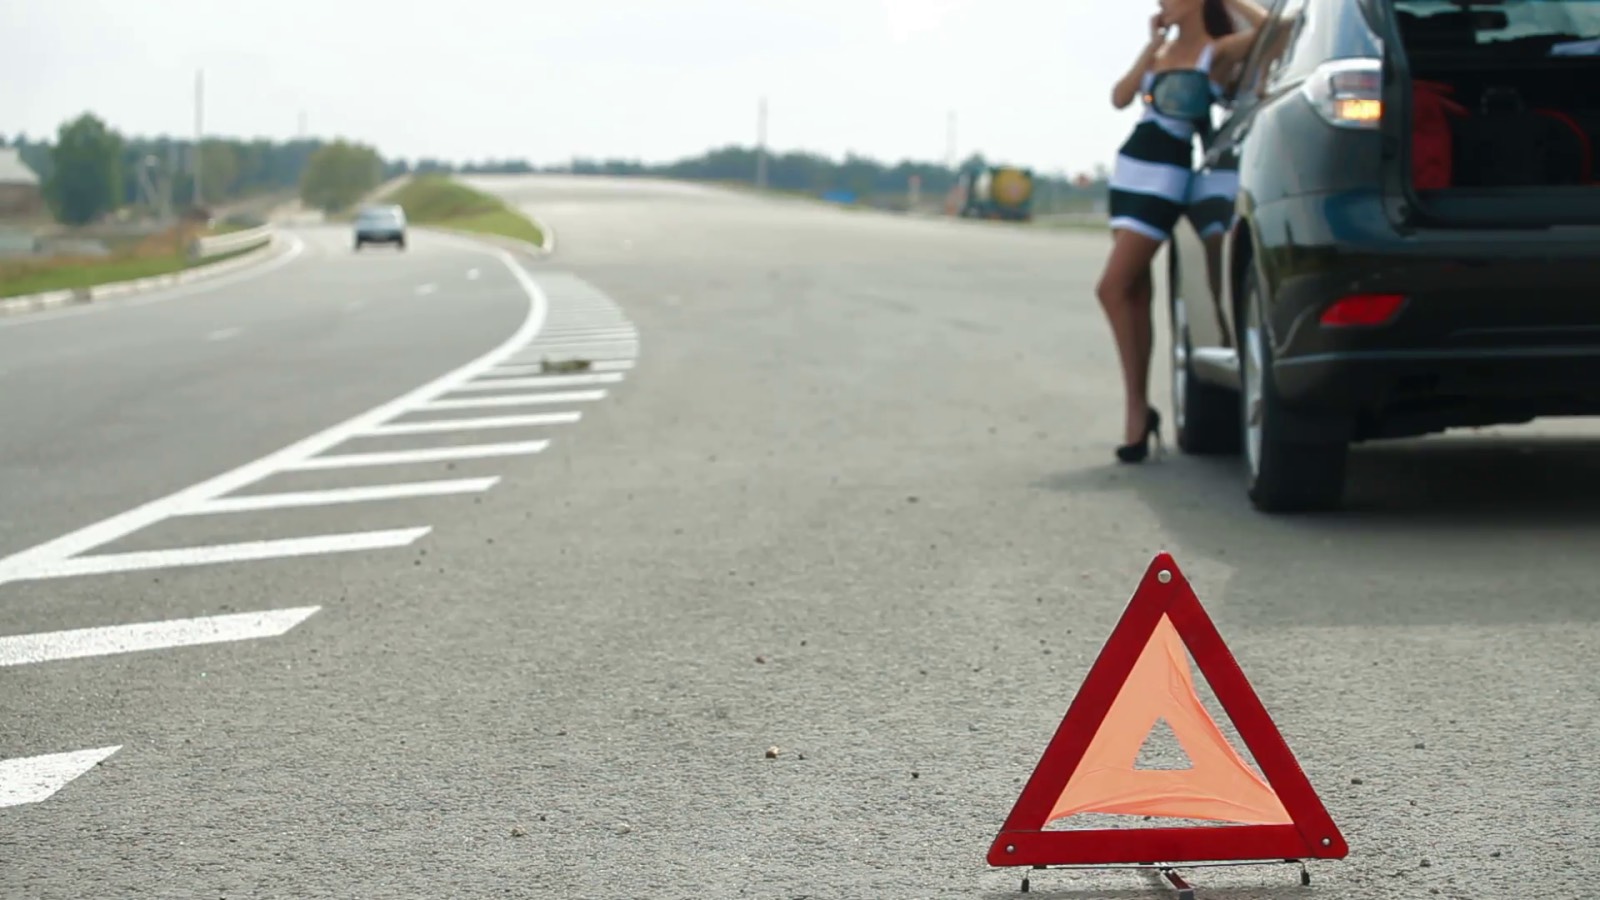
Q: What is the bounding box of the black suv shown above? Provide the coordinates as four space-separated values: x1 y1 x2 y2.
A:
1155 0 1600 512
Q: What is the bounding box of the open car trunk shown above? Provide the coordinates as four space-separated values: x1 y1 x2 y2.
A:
1380 0 1600 227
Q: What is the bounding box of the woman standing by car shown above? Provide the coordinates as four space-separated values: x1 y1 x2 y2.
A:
1098 0 1265 462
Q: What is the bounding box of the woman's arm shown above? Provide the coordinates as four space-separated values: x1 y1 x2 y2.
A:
1211 4 1274 77
1223 0 1270 29
1112 15 1168 109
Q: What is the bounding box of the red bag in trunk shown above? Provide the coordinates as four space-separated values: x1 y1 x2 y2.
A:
1412 80 1469 190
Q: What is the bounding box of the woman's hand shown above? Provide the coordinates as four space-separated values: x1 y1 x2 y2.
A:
1148 11 1169 49
1114 18 1169 110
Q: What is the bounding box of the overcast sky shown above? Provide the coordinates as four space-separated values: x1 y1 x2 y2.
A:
4 0 1167 176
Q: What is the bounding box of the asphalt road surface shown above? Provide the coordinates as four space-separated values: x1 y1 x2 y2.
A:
3 177 1598 900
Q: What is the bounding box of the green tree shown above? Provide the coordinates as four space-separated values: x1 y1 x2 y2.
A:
197 140 241 204
299 140 383 213
46 113 124 225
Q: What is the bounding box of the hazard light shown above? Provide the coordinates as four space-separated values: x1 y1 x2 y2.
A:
1320 293 1406 327
1301 58 1383 129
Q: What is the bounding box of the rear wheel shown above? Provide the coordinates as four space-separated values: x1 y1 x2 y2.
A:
1169 258 1241 455
1240 269 1347 513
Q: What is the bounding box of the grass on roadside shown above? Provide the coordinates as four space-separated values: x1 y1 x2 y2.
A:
0 224 263 300
381 175 545 247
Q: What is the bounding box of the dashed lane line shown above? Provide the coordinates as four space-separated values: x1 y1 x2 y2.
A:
14 529 431 582
421 391 608 412
451 373 624 392
365 412 581 436
0 607 321 667
0 747 122 809
284 440 551 471
180 478 501 515
486 360 634 378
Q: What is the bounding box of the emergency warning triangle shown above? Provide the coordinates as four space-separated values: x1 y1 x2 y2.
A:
987 553 1347 867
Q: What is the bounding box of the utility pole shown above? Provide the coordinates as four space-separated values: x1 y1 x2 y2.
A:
756 96 769 190
194 69 205 208
298 110 308 140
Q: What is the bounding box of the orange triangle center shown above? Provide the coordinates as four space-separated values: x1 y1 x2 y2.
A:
1047 614 1292 826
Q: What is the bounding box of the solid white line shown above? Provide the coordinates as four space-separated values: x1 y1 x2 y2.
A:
288 441 549 470
206 327 242 342
0 234 307 333
416 283 438 295
467 268 481 280
422 391 605 411
0 606 321 667
0 242 547 587
452 373 623 392
182 478 500 514
17 529 431 581
0 747 121 809
365 412 581 435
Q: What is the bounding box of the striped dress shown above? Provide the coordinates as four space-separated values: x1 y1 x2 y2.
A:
1108 42 1225 242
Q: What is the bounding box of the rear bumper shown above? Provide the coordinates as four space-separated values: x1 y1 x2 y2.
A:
356 230 404 242
1258 191 1600 434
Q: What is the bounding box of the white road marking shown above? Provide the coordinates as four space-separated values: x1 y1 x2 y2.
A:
0 607 321 667
521 340 638 351
486 359 634 377
423 390 606 411
206 327 242 342
16 529 431 581
453 373 623 392
182 478 501 515
536 329 638 341
0 245 547 587
287 441 550 471
0 747 121 809
467 268 481 281
0 234 308 332
417 283 438 296
366 412 581 435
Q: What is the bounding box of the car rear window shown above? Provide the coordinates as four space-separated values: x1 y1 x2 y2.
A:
1394 0 1600 53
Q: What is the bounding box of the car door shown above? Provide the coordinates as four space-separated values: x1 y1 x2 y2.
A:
1190 0 1309 376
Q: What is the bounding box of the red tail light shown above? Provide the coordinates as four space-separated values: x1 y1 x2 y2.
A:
1320 294 1406 327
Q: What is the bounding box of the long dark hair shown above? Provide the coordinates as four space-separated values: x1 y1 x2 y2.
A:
1203 0 1236 37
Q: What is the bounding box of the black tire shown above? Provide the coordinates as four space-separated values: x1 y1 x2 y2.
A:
1239 269 1347 512
1169 253 1242 455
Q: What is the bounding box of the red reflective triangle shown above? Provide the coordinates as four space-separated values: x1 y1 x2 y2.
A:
987 553 1348 867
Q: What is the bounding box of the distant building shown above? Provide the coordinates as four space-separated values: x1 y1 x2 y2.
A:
0 148 45 219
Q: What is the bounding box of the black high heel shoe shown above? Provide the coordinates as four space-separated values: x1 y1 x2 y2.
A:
1115 407 1163 464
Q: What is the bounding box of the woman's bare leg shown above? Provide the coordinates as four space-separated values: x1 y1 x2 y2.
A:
1096 228 1166 446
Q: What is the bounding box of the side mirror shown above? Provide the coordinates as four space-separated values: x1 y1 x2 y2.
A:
1147 70 1215 121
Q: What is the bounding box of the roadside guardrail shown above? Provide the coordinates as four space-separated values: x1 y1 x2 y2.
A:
189 225 274 262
